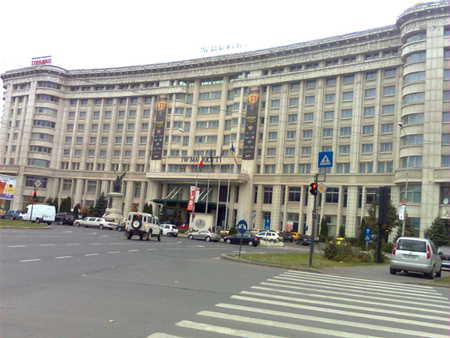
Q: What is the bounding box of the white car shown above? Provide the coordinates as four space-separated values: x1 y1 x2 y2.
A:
74 217 117 230
160 224 178 237
255 231 280 242
125 212 161 241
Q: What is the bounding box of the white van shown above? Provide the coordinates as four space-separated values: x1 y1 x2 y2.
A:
21 204 56 224
125 212 161 241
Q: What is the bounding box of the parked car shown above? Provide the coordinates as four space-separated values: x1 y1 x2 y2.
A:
279 232 294 242
116 218 126 232
124 212 161 241
74 217 117 230
255 231 280 242
21 204 56 224
224 232 260 246
160 224 178 237
390 237 442 279
2 209 22 220
187 230 220 242
55 212 75 225
438 246 450 271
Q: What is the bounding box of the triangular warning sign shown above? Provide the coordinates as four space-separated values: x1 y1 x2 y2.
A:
320 155 331 166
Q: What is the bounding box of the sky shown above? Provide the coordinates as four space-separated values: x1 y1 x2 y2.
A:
0 0 424 76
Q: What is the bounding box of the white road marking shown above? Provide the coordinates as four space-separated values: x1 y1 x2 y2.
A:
128 249 139 252
231 295 450 330
176 320 282 338
215 303 449 338
63 230 73 233
89 232 98 235
195 245 205 248
251 285 449 315
20 258 41 262
287 269 437 289
85 253 99 256
66 243 80 246
146 333 184 338
55 256 72 259
282 271 439 293
260 281 450 308
7 245 26 248
272 276 445 299
40 243 56 247
147 249 154 251
198 310 381 338
107 251 120 254
240 290 446 322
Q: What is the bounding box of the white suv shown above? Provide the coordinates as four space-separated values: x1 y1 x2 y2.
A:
160 224 179 237
124 212 161 241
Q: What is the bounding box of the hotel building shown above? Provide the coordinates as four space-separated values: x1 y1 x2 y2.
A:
1 1 449 237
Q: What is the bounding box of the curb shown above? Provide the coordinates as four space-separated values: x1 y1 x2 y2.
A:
221 253 323 273
221 253 450 289
0 226 51 230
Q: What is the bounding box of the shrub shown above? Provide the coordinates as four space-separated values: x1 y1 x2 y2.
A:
324 240 374 263
228 227 237 235
383 242 394 253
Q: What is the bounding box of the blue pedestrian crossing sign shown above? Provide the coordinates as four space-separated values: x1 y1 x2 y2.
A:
237 219 248 234
364 227 372 242
318 151 333 168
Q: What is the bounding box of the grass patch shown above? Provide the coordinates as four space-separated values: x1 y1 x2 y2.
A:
0 219 49 228
234 253 383 269
430 275 450 287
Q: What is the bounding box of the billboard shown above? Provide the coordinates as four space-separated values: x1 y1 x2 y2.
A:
0 174 16 200
151 96 168 160
242 87 260 160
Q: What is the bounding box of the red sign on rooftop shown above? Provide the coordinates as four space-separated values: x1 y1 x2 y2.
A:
31 56 52 66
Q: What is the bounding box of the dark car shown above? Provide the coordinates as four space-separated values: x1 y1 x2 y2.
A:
279 232 294 242
2 210 22 220
224 232 260 246
439 247 450 270
55 212 75 225
297 235 319 246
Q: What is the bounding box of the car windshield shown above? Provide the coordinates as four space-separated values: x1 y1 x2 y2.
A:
397 239 426 252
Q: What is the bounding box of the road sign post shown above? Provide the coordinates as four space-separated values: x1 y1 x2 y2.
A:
237 220 248 258
308 173 319 268
364 227 372 251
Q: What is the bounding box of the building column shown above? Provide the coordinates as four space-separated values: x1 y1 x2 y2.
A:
298 185 306 233
73 179 83 207
345 186 359 237
12 171 25 210
148 180 161 216
282 185 289 231
420 183 440 237
101 180 109 194
123 180 133 215
336 186 344 237
254 184 263 229
139 181 147 211
271 185 282 232
229 185 237 227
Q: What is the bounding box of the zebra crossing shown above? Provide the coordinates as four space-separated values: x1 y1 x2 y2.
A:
147 270 450 338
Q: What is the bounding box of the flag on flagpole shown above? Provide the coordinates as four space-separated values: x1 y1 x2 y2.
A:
230 144 235 154
230 144 238 166
198 156 204 168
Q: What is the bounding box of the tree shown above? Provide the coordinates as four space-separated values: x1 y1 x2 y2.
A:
130 203 138 212
80 206 89 218
363 200 399 243
93 193 108 217
427 218 449 247
143 203 153 214
319 216 329 242
395 212 416 241
60 197 72 213
338 225 346 238
52 198 59 213
72 203 81 219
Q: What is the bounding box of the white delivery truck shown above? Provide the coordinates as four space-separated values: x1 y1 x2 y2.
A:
21 204 56 224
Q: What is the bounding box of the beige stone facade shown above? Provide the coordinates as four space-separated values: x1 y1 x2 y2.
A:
1 1 449 238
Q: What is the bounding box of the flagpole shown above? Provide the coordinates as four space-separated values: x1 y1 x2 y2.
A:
205 176 210 214
215 179 220 232
224 178 231 230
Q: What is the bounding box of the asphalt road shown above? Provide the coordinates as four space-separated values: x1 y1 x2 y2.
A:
1 226 449 338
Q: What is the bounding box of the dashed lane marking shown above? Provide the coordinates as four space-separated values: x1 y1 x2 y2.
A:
128 249 139 252
55 256 72 259
20 258 40 263
107 251 121 254
66 243 80 246
85 253 99 256
7 245 26 248
39 243 56 247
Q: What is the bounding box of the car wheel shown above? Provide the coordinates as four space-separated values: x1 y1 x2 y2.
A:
47 222 52 225
157 235 161 242
99 225 104 230
188 235 193 240
126 232 132 240
248 241 254 246
425 271 434 279
389 268 397 275
226 239 232 244
436 268 442 278
139 235 143 240
205 237 211 242
145 231 150 241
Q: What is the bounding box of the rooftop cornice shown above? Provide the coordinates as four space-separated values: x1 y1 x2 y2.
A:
396 0 449 27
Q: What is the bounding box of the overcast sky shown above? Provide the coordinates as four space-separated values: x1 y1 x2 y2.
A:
0 0 422 76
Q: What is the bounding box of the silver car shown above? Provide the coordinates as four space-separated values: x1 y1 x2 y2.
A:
390 237 442 279
187 230 220 242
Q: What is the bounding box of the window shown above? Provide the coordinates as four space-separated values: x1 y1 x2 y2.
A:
402 113 424 125
366 71 377 81
382 104 395 115
400 183 421 203
77 124 84 131
304 113 313 122
401 134 423 146
268 132 278 141
325 188 339 203
342 91 353 101
444 69 450 81
104 111 112 119
127 123 135 131
288 114 297 123
339 144 350 154
341 109 352 119
263 186 273 204
288 98 299 107
444 90 450 101
305 80 316 89
343 74 354 84
444 112 450 122
297 163 310 174
384 68 396 78
442 133 450 145
381 123 393 134
365 88 376 98
404 31 426 43
269 116 279 125
66 123 74 131
103 124 110 131
324 111 334 120
266 148 276 156
404 71 425 84
400 156 422 168
361 144 373 153
76 137 83 144
288 187 301 202
340 127 351 137
325 94 335 104
380 142 392 152
377 160 393 173
64 136 72 144
383 86 395 96
126 136 133 144
271 99 280 109
285 147 295 156
28 158 50 168
336 162 350 173
363 106 375 117
405 51 426 63
303 130 312 139
326 78 336 86
442 155 450 167
283 164 295 174
89 137 96 144
359 162 373 173
116 123 123 131
301 146 311 156
305 96 315 105
289 82 300 90
101 136 108 144
323 128 333 137
445 48 450 59
271 85 281 93
286 130 296 140
264 165 276 174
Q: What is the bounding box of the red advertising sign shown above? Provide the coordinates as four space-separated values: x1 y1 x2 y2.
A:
186 186 200 211
32 56 52 66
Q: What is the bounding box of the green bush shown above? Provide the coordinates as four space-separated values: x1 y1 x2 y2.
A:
324 240 374 263
383 242 394 253
324 242 338 260
228 227 237 235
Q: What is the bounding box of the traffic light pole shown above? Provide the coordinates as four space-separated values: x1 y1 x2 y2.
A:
308 173 319 268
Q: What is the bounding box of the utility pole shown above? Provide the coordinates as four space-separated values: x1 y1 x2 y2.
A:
308 174 319 268
376 186 389 263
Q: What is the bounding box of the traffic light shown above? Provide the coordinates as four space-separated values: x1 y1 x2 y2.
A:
309 183 318 196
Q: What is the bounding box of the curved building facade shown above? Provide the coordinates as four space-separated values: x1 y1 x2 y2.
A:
1 1 449 237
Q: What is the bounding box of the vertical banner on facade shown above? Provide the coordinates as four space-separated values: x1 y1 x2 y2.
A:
151 96 168 160
186 186 200 211
242 87 260 160
0 174 16 200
